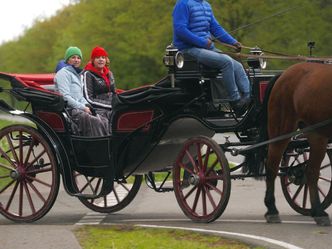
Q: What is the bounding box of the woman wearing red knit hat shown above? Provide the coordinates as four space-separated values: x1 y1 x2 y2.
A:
83 46 116 132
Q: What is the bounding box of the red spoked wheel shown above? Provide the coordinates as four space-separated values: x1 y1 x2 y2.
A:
0 125 59 222
280 147 332 216
75 173 142 213
173 136 231 223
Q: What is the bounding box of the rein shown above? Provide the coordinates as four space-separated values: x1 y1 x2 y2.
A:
218 42 332 63
231 114 332 156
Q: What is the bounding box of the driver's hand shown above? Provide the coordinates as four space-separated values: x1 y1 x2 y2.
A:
207 39 212 49
233 42 242 53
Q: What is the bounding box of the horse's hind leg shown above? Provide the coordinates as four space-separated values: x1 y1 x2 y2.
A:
306 134 331 226
264 139 290 223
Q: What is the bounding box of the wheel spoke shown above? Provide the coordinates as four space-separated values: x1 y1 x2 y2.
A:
179 162 194 175
93 178 103 195
0 147 17 169
291 184 304 203
206 158 219 176
102 195 108 207
302 185 308 208
320 163 331 171
205 186 217 209
0 175 11 179
119 182 130 192
23 137 35 166
79 176 96 193
4 181 19 210
203 146 211 172
185 149 199 173
23 181 36 214
113 189 120 204
206 182 223 196
5 133 20 164
26 175 52 188
201 186 207 215
19 131 24 164
0 162 15 171
183 185 198 200
318 185 327 198
19 182 24 216
27 149 47 169
192 186 201 213
318 174 331 182
27 180 46 203
0 179 15 194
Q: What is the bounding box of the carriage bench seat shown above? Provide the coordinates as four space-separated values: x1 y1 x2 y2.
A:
175 53 221 79
0 72 64 112
164 45 221 80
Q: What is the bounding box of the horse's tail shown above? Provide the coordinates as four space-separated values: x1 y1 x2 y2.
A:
260 74 281 141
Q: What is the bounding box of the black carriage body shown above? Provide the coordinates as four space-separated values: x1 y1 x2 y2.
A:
110 81 215 176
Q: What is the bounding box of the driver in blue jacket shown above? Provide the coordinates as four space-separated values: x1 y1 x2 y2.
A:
172 0 250 116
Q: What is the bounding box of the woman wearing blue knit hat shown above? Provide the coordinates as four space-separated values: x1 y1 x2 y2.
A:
54 46 110 136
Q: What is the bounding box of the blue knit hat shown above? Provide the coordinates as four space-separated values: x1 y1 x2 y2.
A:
64 46 83 62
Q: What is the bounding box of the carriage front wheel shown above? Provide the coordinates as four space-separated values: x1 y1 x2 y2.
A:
0 125 59 222
173 136 231 223
280 145 332 216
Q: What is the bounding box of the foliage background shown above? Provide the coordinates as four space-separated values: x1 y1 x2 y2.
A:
0 0 331 89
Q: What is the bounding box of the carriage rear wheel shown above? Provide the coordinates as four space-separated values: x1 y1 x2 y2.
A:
75 173 142 213
173 136 231 223
280 146 332 216
0 125 59 222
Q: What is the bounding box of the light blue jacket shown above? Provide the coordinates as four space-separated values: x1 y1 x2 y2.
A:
172 0 237 50
54 65 88 110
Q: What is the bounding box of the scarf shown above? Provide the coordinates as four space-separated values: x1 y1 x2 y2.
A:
84 62 111 87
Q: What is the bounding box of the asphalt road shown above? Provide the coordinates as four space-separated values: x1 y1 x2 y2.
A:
1 177 332 249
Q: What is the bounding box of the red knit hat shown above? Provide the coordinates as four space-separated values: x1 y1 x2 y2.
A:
90 46 108 59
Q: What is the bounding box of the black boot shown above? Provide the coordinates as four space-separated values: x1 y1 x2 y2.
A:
230 97 251 116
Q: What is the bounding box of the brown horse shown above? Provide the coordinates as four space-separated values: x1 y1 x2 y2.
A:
265 62 332 226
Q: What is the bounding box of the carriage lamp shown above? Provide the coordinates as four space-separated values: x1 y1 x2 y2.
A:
163 45 184 69
175 52 184 69
247 46 267 70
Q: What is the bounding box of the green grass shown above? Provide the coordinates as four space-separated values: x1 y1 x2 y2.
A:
75 225 265 249
0 119 15 189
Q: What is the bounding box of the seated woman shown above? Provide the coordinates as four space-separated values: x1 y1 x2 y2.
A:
82 46 115 121
54 46 110 136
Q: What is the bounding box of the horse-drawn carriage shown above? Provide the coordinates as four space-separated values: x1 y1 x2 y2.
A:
0 45 331 225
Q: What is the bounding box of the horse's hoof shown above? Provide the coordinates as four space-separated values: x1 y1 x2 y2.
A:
314 216 331 226
265 214 281 223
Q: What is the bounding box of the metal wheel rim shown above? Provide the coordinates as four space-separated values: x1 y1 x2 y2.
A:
280 148 332 215
173 136 230 222
0 125 59 222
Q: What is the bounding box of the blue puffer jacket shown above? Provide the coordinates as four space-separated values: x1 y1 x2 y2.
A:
172 0 237 50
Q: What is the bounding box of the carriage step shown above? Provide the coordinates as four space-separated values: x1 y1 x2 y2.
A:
74 193 106 199
205 118 241 126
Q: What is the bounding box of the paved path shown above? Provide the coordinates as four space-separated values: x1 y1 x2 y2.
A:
1 179 332 249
